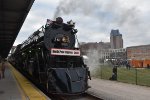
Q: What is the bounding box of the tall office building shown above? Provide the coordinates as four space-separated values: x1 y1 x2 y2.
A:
110 29 123 49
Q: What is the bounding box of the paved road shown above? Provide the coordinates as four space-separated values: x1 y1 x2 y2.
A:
88 78 150 100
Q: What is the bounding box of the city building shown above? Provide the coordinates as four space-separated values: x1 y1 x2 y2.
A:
80 30 150 68
127 44 150 67
80 42 111 55
108 48 126 59
110 29 123 49
100 48 126 60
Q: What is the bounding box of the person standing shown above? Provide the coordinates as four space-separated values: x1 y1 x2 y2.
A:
109 65 118 81
1 59 6 78
0 59 6 79
0 60 3 79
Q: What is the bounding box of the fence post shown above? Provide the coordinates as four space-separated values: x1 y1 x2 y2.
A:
135 68 137 85
100 65 102 79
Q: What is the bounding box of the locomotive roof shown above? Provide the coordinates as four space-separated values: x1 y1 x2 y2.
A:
0 0 35 58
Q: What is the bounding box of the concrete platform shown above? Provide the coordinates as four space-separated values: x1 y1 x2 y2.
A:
88 78 150 100
0 62 50 100
0 63 26 100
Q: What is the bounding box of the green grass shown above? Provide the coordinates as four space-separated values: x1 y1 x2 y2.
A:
118 68 136 84
92 64 112 79
137 69 150 86
92 65 150 86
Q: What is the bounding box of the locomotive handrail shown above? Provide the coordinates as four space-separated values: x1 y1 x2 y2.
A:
21 26 45 49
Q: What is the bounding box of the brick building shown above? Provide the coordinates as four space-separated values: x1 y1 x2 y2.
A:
127 44 150 67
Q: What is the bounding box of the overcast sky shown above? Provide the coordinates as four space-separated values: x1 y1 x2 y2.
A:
14 0 150 47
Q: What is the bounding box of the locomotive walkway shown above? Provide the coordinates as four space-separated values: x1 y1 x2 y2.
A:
88 78 150 100
0 62 50 100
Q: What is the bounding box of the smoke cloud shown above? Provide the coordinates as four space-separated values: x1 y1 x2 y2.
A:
53 0 149 47
53 0 97 19
54 0 140 26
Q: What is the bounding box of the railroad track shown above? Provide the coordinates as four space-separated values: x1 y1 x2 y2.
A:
50 93 102 100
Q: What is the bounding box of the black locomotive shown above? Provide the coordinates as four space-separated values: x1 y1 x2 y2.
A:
10 17 91 94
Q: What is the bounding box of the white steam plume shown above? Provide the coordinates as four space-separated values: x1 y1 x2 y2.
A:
85 49 101 71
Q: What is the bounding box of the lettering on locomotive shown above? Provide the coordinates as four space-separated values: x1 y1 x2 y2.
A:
51 48 80 56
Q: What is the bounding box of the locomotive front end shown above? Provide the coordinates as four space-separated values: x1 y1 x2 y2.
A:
47 63 89 94
44 18 90 94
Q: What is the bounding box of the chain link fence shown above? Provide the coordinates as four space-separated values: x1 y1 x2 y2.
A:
92 63 150 86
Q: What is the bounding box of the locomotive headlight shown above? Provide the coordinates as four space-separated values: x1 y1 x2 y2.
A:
62 36 70 43
56 38 61 42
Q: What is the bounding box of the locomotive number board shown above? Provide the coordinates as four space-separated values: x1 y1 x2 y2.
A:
51 48 80 56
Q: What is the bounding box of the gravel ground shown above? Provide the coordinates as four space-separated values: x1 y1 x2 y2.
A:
87 78 150 100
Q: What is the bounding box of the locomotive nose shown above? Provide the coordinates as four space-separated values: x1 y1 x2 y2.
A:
47 67 88 94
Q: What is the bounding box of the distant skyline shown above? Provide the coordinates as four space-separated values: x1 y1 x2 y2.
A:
14 0 150 47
